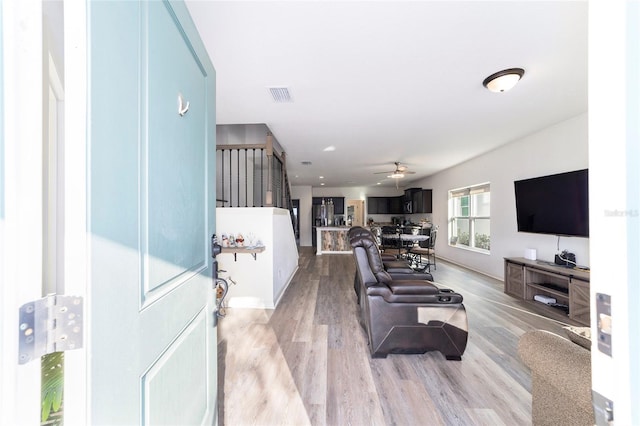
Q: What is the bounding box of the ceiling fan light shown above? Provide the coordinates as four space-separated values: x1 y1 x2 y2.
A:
388 172 404 179
483 68 525 93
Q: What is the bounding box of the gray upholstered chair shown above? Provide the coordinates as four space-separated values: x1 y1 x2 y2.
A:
349 229 468 359
518 330 594 426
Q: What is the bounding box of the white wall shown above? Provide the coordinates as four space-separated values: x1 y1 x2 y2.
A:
291 185 312 246
216 207 299 309
271 208 299 303
413 113 589 279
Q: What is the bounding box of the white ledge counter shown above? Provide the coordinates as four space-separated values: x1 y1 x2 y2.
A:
316 226 352 255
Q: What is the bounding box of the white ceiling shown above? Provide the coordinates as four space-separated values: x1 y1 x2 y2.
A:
185 1 587 188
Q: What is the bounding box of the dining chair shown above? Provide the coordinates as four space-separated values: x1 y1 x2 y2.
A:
409 226 437 271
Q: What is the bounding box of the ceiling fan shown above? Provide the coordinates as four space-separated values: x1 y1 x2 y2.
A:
374 162 416 179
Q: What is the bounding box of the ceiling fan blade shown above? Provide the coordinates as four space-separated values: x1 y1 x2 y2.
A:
373 162 414 176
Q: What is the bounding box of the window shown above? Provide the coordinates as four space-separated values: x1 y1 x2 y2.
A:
448 183 490 252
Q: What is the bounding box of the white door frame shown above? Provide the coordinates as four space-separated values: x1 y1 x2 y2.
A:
0 1 45 424
61 0 89 424
1 1 89 424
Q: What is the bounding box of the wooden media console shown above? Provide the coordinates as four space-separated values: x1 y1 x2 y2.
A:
504 257 590 326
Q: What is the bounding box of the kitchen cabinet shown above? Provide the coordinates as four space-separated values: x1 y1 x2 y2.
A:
332 197 345 215
367 197 388 214
403 188 432 214
313 196 345 214
367 196 403 214
413 189 432 213
389 196 404 214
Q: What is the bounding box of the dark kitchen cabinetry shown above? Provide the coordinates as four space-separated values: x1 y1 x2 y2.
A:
332 197 345 215
413 189 432 213
367 196 403 214
404 188 419 214
367 197 388 214
389 196 404 214
403 188 432 214
312 197 344 214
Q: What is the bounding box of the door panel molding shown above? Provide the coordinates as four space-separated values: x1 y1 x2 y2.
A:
141 308 209 425
140 0 208 307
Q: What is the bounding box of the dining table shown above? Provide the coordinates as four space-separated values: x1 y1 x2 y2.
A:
381 233 429 258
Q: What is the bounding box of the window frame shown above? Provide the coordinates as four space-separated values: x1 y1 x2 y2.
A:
448 182 491 253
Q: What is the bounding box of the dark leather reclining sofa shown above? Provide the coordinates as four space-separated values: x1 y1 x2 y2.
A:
348 226 468 360
348 226 434 299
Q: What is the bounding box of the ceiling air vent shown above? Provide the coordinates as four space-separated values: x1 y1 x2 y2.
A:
268 87 293 103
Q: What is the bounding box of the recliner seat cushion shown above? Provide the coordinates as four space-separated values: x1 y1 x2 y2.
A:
388 280 439 295
383 260 415 273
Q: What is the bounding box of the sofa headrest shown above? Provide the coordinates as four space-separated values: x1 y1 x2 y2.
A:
349 231 392 284
347 226 370 240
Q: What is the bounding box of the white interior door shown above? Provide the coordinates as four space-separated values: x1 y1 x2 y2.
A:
588 1 640 424
73 1 218 424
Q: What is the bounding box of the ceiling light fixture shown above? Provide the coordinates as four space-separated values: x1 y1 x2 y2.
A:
323 145 336 152
388 172 405 179
483 68 525 93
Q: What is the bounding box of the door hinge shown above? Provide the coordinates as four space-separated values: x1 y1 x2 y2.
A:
18 294 83 365
592 391 614 425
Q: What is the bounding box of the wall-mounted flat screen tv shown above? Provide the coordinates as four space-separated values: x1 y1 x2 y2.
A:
514 169 589 238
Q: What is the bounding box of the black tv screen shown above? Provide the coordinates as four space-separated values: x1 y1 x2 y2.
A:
514 169 589 238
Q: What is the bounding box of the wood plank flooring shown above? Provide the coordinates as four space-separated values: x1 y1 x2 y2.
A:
217 248 573 426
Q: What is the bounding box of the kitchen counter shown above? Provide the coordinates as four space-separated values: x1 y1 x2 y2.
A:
316 226 352 255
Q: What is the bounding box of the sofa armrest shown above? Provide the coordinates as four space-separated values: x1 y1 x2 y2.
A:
366 281 463 304
518 330 592 413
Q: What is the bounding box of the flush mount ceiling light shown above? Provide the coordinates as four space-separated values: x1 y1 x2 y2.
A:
483 68 525 93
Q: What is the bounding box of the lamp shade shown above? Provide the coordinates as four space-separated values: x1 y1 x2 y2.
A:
483 68 525 93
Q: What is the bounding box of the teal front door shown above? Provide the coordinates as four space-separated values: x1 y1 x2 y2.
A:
88 1 217 423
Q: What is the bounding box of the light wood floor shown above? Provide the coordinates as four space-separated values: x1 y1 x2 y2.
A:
217 247 573 426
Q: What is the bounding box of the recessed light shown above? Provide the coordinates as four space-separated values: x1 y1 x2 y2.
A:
319 176 324 179
323 145 336 152
377 182 381 185
320 183 325 186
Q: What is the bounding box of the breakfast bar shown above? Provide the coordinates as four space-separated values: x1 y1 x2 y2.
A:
316 226 352 255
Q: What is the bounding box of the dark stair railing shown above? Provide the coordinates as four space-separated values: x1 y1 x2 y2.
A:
216 132 294 227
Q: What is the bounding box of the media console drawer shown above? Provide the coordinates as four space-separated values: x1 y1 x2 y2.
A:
504 257 590 326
